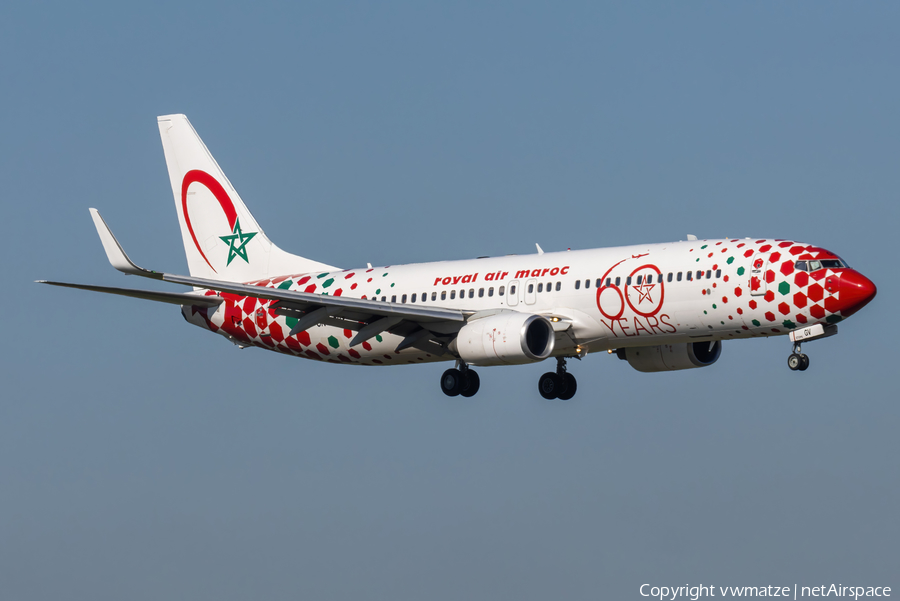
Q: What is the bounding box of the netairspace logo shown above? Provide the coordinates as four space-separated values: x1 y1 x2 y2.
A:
640 584 891 600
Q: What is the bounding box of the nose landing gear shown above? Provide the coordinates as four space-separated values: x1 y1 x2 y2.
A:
787 342 810 372
440 361 481 397
785 323 839 372
538 357 578 400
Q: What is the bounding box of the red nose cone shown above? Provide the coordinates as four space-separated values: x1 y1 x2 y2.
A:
837 270 877 317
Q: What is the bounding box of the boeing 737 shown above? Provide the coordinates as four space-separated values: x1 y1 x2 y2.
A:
40 115 877 399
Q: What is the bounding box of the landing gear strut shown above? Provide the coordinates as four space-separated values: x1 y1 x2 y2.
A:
538 357 577 400
787 342 810 372
441 360 481 397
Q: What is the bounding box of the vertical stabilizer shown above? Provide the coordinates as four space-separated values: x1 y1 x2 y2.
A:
157 114 335 282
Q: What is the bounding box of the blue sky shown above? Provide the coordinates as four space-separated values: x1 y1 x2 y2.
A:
2 2 898 599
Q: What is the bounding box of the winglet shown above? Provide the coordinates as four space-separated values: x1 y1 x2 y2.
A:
536 243 544 255
89 209 162 279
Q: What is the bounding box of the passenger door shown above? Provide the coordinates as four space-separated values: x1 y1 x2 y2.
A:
750 253 767 296
525 279 537 305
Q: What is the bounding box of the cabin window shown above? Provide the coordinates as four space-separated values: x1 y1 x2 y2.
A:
500 286 506 296
696 270 702 280
677 272 682 281
450 290 456 300
459 289 464 298
527 284 534 293
537 283 543 293
593 278 600 288
488 287 494 297
626 277 632 285
586 279 592 288
555 282 561 291
636 275 643 285
469 289 474 298
614 277 620 286
687 271 693 281
575 280 581 290
440 291 446 300
401 294 407 303
667 273 673 282
381 296 386 302
706 270 712 279
432 292 437 301
715 270 721 279
605 278 611 286
392 295 397 303
478 288 484 298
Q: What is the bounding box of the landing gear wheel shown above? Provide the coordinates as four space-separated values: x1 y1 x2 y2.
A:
460 370 481 397
799 354 810 371
538 372 561 400
441 368 462 396
557 373 577 401
787 353 802 371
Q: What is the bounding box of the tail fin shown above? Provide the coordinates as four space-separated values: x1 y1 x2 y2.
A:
157 114 335 282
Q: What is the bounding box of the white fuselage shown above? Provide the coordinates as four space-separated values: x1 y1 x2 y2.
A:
185 237 840 366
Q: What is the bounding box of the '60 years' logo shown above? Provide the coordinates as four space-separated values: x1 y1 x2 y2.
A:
596 263 665 319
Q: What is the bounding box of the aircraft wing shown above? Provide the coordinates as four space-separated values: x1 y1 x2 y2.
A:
37 281 224 308
41 209 466 354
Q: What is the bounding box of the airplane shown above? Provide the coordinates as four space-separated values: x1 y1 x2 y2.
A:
40 114 877 400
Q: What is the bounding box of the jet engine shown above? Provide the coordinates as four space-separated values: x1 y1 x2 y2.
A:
450 312 555 366
617 341 722 373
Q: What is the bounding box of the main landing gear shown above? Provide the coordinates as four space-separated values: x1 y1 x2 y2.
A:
441 361 481 397
538 357 577 401
439 357 579 400
787 342 810 372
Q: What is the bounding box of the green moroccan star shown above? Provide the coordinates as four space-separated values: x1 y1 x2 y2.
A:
219 218 258 266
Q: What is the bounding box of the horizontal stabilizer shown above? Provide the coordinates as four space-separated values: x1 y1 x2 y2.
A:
37 281 222 307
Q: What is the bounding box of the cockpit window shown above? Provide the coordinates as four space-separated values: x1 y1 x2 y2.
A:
799 259 848 272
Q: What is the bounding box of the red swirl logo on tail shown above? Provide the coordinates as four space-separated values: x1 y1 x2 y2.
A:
181 170 238 273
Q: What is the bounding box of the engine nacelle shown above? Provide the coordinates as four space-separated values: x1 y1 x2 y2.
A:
618 341 722 373
451 312 555 366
